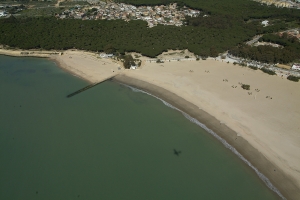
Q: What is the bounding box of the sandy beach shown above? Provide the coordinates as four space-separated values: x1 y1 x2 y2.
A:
1 49 300 199
52 50 121 83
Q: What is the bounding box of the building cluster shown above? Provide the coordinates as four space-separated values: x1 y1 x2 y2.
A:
292 63 300 70
253 0 300 9
58 2 200 27
0 5 10 17
0 4 24 17
0 10 7 17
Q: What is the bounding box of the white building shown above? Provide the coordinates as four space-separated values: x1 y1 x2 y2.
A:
261 20 269 27
0 11 7 17
292 64 300 71
100 53 114 58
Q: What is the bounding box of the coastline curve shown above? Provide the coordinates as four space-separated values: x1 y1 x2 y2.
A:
112 74 300 200
123 82 285 199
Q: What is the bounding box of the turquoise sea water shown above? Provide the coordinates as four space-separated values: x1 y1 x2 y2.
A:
0 55 279 199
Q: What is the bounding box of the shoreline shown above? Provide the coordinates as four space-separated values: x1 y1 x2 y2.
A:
48 56 94 84
112 74 298 200
0 48 59 58
1 49 300 199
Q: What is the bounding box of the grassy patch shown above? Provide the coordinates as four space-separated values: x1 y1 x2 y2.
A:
18 7 62 18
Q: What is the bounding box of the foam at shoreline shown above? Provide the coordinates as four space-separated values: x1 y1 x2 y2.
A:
123 83 285 199
112 74 300 200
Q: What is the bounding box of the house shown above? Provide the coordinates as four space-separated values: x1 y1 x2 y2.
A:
74 15 82 19
148 22 154 28
261 20 269 27
0 11 6 17
292 64 300 71
100 53 114 58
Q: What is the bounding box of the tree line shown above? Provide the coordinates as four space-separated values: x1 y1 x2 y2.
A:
229 44 299 64
229 33 300 64
0 0 299 62
0 16 253 57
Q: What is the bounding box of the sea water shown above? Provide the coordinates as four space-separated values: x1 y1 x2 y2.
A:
0 55 279 199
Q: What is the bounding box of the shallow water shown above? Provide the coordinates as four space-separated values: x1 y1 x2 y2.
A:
0 55 279 199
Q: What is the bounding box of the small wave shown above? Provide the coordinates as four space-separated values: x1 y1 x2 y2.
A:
122 83 286 200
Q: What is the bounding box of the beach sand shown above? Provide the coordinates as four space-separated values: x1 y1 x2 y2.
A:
52 50 121 83
1 49 300 199
117 60 300 199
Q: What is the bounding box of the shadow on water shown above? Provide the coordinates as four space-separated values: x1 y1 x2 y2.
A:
66 76 116 98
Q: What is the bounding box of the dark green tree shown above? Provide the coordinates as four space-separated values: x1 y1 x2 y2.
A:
104 44 116 54
123 55 135 69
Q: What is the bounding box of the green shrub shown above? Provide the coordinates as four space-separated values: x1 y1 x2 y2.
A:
123 55 134 69
241 84 250 90
260 67 276 75
239 62 247 67
185 56 190 58
287 75 300 82
248 65 258 70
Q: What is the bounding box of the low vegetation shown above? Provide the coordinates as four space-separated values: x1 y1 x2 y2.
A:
18 7 63 18
238 62 247 67
120 54 135 69
248 65 258 70
241 84 250 90
287 75 300 82
260 67 277 75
